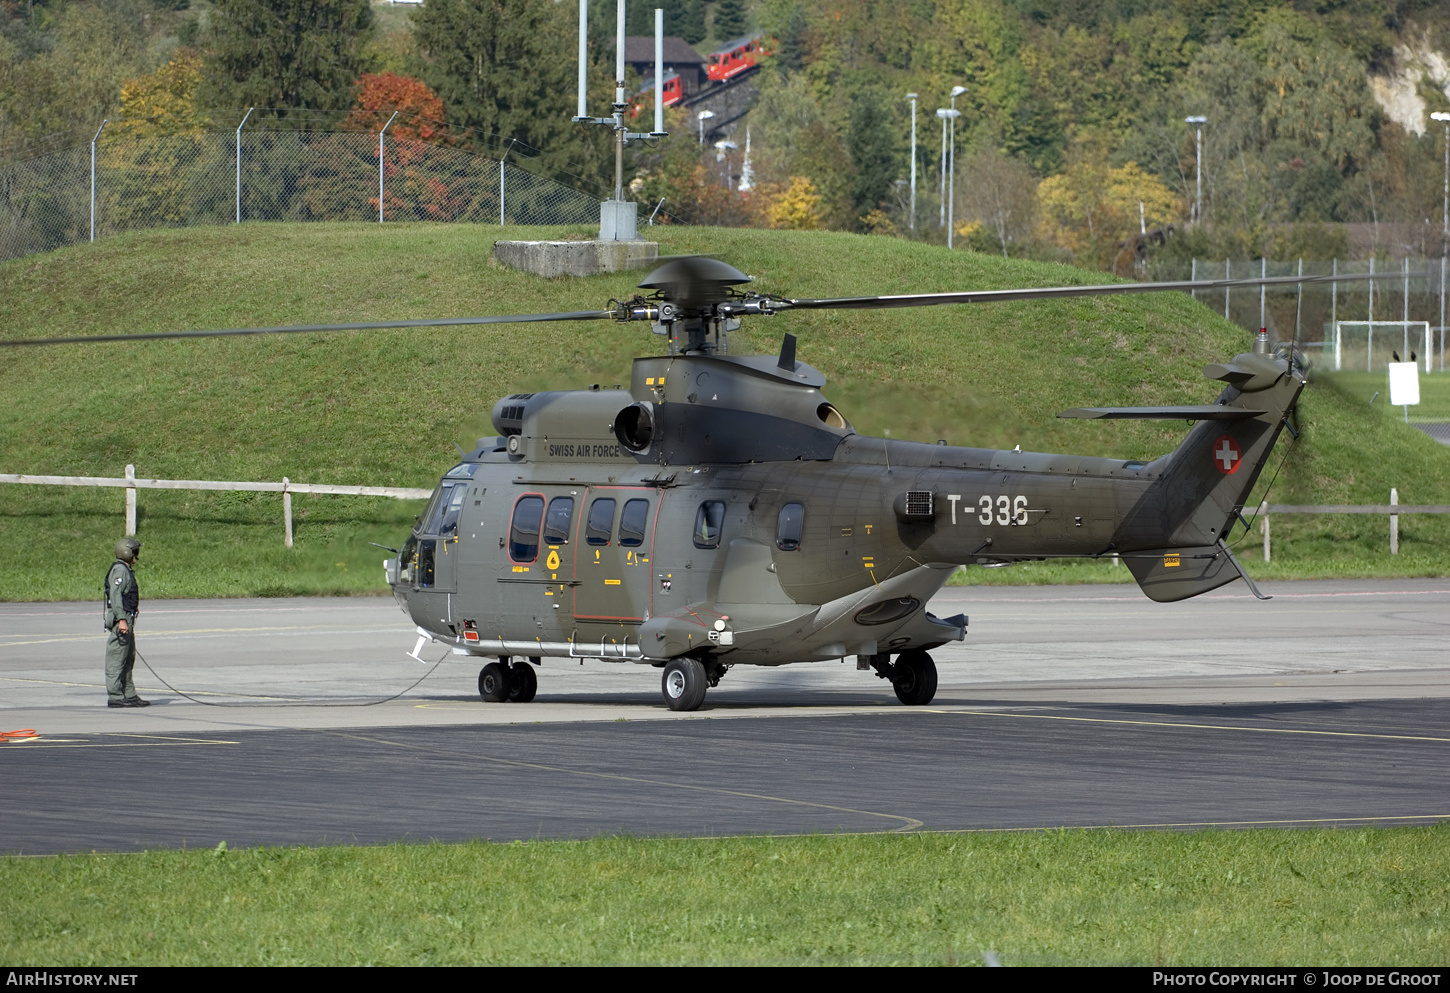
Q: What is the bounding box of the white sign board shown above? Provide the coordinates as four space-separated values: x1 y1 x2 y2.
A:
1388 362 1420 406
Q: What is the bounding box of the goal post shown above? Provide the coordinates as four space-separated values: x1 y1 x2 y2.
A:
1328 321 1433 373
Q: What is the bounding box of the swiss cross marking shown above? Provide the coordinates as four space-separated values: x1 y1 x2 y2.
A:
1213 436 1241 475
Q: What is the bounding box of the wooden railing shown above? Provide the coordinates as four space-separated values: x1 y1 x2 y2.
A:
1 465 432 547
1257 490 1450 560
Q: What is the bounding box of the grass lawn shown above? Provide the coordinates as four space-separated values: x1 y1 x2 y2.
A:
4 827 1449 965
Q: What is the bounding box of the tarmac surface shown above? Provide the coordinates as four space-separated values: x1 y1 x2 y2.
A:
3 578 1448 853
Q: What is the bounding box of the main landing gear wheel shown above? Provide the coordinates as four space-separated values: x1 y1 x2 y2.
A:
507 660 538 703
892 650 938 706
661 658 708 712
479 660 511 703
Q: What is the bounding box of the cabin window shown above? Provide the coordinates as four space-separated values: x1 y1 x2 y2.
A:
509 495 544 562
776 502 805 551
619 499 650 547
543 497 575 545
417 539 437 588
586 498 616 546
693 501 726 549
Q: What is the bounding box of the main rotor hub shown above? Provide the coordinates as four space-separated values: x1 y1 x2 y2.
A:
637 257 752 313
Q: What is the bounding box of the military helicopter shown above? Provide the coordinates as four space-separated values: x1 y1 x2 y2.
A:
6 256 1392 712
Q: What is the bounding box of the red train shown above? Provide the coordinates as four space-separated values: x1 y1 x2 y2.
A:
631 71 683 118
707 34 770 82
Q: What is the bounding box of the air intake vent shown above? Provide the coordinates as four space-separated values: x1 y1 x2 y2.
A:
894 490 935 523
490 393 535 437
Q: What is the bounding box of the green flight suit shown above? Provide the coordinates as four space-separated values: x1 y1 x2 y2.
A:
104 559 140 702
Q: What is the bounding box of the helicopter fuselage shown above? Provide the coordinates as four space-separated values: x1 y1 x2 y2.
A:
387 347 1298 673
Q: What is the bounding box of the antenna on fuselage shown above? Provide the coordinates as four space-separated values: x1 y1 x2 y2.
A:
573 2 668 240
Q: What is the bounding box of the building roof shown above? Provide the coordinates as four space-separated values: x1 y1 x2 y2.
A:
619 36 706 66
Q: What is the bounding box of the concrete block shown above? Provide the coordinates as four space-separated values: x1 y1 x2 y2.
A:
599 199 639 241
494 239 658 278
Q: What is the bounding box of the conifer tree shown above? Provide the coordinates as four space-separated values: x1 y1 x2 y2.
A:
413 0 611 182
712 0 749 44
201 0 373 115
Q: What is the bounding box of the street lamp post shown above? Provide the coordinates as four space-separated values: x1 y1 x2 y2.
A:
948 85 966 250
1434 113 1449 257
1434 111 1449 371
906 93 918 232
697 109 715 145
937 108 949 229
1185 115 1206 225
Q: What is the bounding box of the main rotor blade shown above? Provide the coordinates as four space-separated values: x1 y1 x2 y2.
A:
778 271 1428 313
0 310 613 348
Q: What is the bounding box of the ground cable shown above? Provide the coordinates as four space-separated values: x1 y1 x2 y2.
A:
135 645 451 708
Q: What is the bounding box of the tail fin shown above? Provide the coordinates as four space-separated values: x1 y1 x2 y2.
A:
1121 350 1304 602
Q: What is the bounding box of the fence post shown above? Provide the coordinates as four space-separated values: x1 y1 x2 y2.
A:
1260 500 1269 563
90 120 107 243
235 107 253 224
125 464 136 536
283 477 293 548
1390 487 1399 555
379 111 398 224
499 158 505 226
1332 259 1340 370
1368 256 1375 369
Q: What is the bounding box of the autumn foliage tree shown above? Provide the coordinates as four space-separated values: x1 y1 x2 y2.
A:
1037 157 1182 270
315 72 467 221
105 51 222 230
113 51 210 137
343 72 446 141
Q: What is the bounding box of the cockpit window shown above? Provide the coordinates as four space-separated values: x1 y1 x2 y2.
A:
776 502 805 551
693 501 725 549
445 463 479 479
424 481 467 535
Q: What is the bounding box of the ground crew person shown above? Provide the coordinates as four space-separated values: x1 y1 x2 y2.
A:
104 537 149 708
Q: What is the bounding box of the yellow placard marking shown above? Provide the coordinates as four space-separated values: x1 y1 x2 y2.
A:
546 549 561 570
1164 554 1181 568
605 579 622 586
862 556 875 569
864 524 873 534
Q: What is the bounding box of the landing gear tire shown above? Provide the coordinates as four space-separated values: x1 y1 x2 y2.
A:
892 650 938 706
479 660 511 703
662 658 708 712
507 661 538 703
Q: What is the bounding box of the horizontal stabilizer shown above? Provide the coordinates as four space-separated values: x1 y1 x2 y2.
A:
1058 405 1266 421
1124 545 1240 602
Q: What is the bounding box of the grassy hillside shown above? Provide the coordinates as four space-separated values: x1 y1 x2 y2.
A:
1 222 1446 600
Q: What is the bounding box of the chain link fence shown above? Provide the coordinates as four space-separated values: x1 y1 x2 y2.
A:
1145 256 1449 372
0 125 613 263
